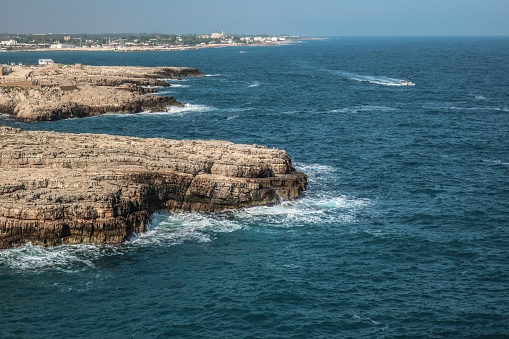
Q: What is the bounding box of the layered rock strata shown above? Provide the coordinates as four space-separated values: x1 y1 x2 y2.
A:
0 127 307 249
0 64 203 122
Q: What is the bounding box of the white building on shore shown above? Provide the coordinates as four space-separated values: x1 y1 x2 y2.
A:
50 43 75 49
0 40 17 46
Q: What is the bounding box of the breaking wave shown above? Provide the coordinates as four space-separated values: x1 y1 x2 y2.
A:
169 84 190 88
0 162 371 272
0 242 104 273
146 103 214 115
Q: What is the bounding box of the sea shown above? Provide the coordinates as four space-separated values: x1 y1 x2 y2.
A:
1 37 508 338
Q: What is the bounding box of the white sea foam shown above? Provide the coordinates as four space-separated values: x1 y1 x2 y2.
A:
0 192 371 272
169 84 190 88
335 70 414 86
329 105 398 114
140 103 214 115
0 242 103 272
142 85 165 89
295 162 336 174
238 201 327 226
158 78 187 82
1 160 370 270
352 314 383 326
309 195 370 210
294 162 338 185
248 81 261 88
231 192 371 227
134 182 372 246
447 106 509 112
482 159 509 166
133 212 243 247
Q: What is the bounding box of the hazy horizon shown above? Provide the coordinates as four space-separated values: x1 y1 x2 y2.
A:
1 0 508 37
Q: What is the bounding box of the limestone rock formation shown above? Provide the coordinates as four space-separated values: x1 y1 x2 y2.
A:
0 64 203 122
0 127 307 249
30 64 203 88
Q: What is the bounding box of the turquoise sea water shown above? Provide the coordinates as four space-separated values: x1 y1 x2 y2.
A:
1 37 509 338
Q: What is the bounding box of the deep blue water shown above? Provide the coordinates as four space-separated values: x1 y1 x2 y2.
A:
1 37 509 338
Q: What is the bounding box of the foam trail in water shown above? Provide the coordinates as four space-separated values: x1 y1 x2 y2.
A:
329 105 398 114
248 81 261 88
334 70 414 86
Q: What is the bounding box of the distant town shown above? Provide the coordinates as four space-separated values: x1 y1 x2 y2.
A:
0 31 303 52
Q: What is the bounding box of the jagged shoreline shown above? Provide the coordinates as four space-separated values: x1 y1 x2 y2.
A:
0 63 203 121
0 127 307 249
0 63 308 249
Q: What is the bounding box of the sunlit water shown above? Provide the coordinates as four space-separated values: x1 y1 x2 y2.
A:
1 37 508 338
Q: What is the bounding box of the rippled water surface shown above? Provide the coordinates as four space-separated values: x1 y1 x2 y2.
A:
1 37 509 338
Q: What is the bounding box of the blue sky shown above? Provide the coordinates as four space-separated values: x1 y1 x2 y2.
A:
2 0 508 36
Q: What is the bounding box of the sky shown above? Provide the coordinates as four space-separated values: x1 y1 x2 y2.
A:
1 0 508 36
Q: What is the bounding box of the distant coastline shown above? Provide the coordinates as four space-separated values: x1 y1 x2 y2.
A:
0 33 324 53
2 41 293 53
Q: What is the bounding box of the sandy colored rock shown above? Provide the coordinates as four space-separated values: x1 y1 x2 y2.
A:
0 126 307 249
0 64 203 121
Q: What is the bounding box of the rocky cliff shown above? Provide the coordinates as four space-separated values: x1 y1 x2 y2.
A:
0 64 203 122
0 127 307 249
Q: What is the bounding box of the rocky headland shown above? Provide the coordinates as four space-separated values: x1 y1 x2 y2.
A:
0 63 203 121
0 126 307 249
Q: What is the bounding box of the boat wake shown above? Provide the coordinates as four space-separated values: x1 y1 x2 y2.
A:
336 70 415 86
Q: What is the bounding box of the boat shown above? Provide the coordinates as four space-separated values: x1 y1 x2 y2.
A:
400 80 415 86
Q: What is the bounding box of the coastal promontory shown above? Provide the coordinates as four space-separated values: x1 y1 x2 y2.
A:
0 127 307 249
0 63 203 121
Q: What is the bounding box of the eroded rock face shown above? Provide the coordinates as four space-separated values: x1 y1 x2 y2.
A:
0 127 307 249
1 85 184 122
30 64 203 88
0 64 202 122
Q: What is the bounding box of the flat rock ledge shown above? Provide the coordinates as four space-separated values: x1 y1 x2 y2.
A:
0 126 307 249
0 64 203 122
